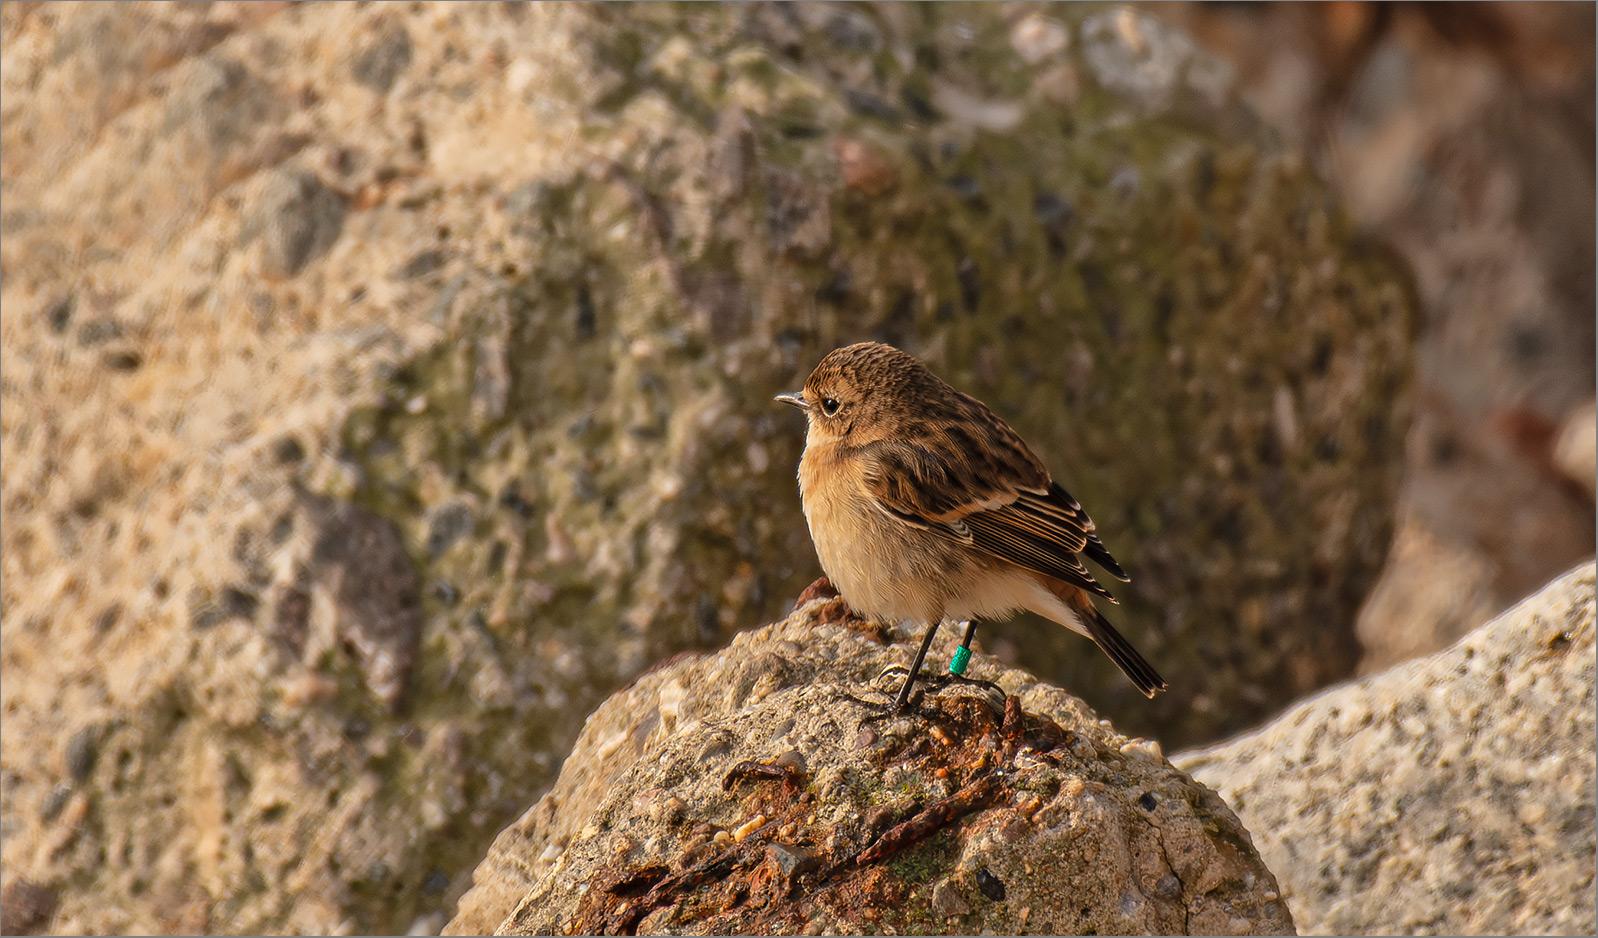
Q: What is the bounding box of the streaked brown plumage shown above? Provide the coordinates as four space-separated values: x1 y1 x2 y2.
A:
777 342 1165 709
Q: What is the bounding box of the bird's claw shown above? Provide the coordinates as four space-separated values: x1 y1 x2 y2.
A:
843 683 931 724
874 663 911 686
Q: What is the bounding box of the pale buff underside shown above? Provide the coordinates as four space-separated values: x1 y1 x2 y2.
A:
798 441 1093 639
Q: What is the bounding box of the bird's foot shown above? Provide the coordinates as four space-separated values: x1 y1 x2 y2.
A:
875 662 912 686
846 665 1004 726
877 662 1003 704
847 694 964 738
840 665 933 721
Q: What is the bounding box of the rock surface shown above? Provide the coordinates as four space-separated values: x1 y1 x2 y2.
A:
1175 563 1597 936
1149 1 1598 673
449 589 1294 936
2 3 1408 932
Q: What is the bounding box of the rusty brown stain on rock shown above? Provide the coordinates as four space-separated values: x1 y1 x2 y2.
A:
856 771 1004 866
793 578 888 643
563 693 1091 935
724 751 808 795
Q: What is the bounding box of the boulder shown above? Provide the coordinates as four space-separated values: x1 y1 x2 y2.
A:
1175 563 1597 936
1150 1 1598 673
449 589 1294 936
1 2 1408 932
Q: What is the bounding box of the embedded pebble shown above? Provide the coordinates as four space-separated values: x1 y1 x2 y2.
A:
773 749 806 774
1121 738 1164 762
39 783 73 822
732 814 767 841
931 878 972 916
64 727 100 782
647 795 685 825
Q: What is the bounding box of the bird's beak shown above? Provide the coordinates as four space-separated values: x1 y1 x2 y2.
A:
774 392 809 411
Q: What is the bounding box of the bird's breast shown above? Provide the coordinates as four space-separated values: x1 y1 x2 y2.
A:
798 442 955 624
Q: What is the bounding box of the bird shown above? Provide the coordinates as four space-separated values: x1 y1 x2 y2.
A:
776 341 1165 711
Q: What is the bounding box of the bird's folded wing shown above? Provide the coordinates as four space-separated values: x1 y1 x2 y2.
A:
1034 483 1130 583
860 440 1123 601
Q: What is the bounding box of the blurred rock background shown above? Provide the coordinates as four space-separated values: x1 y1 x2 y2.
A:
0 2 1589 935
1146 0 1596 671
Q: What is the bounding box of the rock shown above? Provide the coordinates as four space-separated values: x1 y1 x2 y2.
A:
1351 514 1501 674
448 602 1294 936
1148 2 1597 673
31 2 236 142
1175 563 1596 936
930 876 972 917
0 3 1408 933
62 725 100 783
164 55 271 150
351 17 413 93
247 168 348 279
322 0 1415 751
1555 399 1597 499
73 317 122 347
0 878 59 936
43 293 76 334
297 491 424 710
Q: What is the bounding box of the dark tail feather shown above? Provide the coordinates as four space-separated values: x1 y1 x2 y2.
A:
1047 580 1167 698
1077 598 1167 698
1086 612 1166 698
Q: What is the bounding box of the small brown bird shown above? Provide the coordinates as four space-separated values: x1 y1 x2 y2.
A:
777 342 1165 710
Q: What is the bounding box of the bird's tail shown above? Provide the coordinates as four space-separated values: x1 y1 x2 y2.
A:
1052 582 1167 698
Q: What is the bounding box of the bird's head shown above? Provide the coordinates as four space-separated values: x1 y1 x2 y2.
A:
775 342 948 447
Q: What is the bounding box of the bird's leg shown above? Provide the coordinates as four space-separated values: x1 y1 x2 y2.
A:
891 620 942 712
917 621 1006 701
949 620 978 675
851 620 998 721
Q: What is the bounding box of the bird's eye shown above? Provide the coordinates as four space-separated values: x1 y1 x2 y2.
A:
821 397 841 416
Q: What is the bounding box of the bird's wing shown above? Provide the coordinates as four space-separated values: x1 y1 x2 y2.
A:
858 400 1128 601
